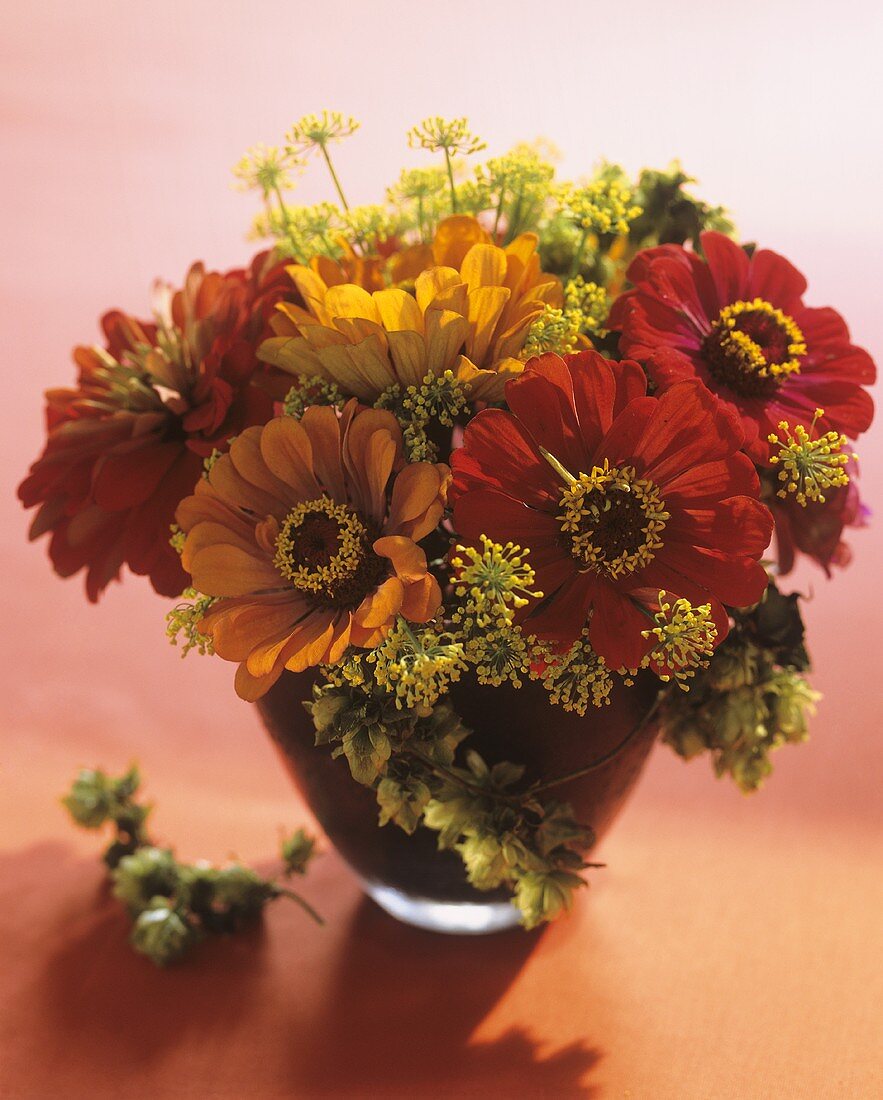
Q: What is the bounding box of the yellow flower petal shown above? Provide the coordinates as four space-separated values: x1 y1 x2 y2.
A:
432 215 489 268
460 243 507 293
424 309 469 376
372 288 424 335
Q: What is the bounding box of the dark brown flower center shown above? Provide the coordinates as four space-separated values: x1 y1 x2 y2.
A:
558 462 669 579
273 498 386 608
702 298 806 397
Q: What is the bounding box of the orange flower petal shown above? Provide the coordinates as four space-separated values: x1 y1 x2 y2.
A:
234 660 284 701
386 462 448 535
189 544 282 597
182 521 260 571
432 216 490 268
401 573 443 623
259 417 322 500
353 576 404 630
460 243 507 293
373 535 428 582
300 406 346 501
203 595 308 662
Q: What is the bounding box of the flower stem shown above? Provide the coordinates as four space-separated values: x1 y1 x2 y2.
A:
276 886 325 926
406 746 522 807
569 226 590 279
319 143 350 211
271 181 295 244
492 177 508 240
444 148 458 213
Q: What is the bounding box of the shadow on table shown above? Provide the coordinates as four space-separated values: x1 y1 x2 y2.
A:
282 894 602 1097
6 842 601 1095
4 842 270 1076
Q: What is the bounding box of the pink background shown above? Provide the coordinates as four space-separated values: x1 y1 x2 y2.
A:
2 2 882 1096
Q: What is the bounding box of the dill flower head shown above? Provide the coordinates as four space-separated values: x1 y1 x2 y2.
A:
232 144 301 196
407 117 486 157
285 111 360 155
368 619 468 714
768 408 853 506
557 168 642 236
641 592 718 689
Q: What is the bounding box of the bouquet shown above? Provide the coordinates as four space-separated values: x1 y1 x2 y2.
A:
20 114 875 930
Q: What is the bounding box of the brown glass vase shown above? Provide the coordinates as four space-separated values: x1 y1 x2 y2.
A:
257 671 660 934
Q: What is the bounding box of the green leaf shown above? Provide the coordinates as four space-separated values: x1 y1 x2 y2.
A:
342 727 391 785
376 777 432 834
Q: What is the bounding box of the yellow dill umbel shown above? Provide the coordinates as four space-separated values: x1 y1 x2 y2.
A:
451 535 543 616
768 408 853 506
530 631 614 713
368 618 467 714
641 591 717 689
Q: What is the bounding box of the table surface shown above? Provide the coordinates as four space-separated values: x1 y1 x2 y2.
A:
1 4 882 1097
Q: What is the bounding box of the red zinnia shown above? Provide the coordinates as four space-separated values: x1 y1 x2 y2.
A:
19 252 295 600
450 351 773 671
609 231 875 464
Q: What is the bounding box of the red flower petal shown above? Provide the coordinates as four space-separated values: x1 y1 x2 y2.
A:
453 488 560 548
586 583 654 671
451 408 561 507
700 231 750 305
746 247 807 307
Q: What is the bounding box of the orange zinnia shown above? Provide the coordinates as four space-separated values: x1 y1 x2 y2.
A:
176 401 449 700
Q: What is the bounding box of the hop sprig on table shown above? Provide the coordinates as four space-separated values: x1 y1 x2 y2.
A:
62 766 321 966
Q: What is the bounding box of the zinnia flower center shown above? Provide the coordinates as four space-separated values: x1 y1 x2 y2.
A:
273 497 386 607
557 461 669 579
703 298 806 396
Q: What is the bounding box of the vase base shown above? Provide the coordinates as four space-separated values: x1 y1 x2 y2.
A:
361 881 522 935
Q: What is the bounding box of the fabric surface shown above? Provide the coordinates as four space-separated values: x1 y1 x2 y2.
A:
1 3 881 1096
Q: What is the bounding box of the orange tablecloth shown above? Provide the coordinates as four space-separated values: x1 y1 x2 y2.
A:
2 4 882 1096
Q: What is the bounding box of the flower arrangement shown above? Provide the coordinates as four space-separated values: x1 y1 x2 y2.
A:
21 115 875 930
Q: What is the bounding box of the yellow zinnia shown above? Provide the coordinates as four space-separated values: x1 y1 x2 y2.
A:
258 216 563 405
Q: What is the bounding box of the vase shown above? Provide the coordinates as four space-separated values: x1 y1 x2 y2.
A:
257 671 660 935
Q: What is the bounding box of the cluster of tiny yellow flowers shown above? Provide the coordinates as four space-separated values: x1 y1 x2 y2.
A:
376 370 468 461
367 619 467 714
402 370 468 428
451 535 542 616
641 592 717 689
273 498 367 594
557 461 669 579
165 589 216 657
520 305 581 360
450 536 543 688
768 408 853 505
558 177 642 236
169 523 186 555
407 117 486 157
385 166 449 240
285 112 360 155
232 144 301 197
530 631 614 713
202 448 224 476
714 299 806 381
283 379 345 419
564 277 611 337
342 204 396 245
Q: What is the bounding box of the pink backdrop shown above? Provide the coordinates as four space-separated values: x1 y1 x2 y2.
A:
2 2 881 1096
